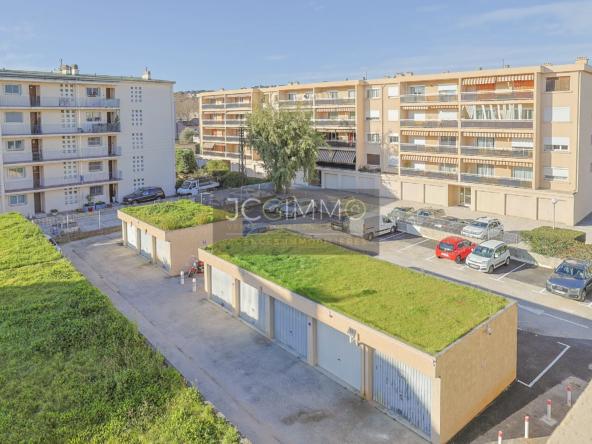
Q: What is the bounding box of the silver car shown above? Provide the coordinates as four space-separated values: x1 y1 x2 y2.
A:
546 258 592 302
280 198 316 218
461 217 504 240
465 240 511 274
263 195 296 213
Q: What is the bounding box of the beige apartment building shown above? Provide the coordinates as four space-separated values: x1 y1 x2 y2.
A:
198 58 592 226
0 64 176 216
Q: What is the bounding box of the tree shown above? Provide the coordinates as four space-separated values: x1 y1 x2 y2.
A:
175 93 200 120
246 103 326 191
175 149 198 174
179 128 197 144
203 159 229 173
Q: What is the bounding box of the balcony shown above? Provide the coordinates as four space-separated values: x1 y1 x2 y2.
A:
400 167 458 181
400 143 458 154
226 136 240 142
5 171 123 193
3 147 122 164
202 135 226 141
460 90 534 101
460 173 532 188
202 103 225 109
400 119 458 129
1 122 121 136
400 93 458 103
226 102 252 109
315 119 356 128
460 146 533 159
460 120 533 130
202 119 226 126
201 149 253 159
0 96 120 108
324 140 356 148
279 99 313 106
315 98 355 106
225 119 247 126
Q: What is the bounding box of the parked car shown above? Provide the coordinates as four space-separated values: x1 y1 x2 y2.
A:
280 198 316 218
390 206 415 215
415 208 446 218
461 217 504 240
44 234 62 253
330 211 359 233
122 186 166 205
263 195 296 213
465 240 511 273
50 221 81 237
243 222 271 237
435 237 476 264
546 258 592 302
348 213 396 241
429 216 468 232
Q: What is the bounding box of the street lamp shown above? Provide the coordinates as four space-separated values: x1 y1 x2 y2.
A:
551 198 558 229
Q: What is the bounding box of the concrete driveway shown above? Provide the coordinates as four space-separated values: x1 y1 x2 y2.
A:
62 233 427 444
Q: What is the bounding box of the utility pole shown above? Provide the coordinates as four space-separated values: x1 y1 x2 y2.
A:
238 125 246 179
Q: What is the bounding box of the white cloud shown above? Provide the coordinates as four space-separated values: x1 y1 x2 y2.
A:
266 55 287 61
310 1 325 10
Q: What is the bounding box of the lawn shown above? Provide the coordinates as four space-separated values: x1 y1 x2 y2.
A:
0 213 239 443
120 200 231 230
206 230 509 354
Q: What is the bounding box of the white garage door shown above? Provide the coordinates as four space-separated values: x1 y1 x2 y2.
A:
155 237 170 272
211 267 233 309
538 198 567 224
127 223 137 251
506 195 533 218
317 321 362 390
274 299 307 358
402 182 422 202
139 230 152 260
240 281 265 332
424 184 444 205
324 173 339 190
359 177 376 195
341 175 357 191
476 190 503 214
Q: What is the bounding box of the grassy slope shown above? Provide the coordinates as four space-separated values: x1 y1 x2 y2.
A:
206 231 509 354
120 200 231 230
0 213 239 443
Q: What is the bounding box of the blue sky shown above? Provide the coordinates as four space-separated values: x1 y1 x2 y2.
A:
2 0 592 91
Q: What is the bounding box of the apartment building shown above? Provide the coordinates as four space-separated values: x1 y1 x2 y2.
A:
198 58 592 226
0 63 176 217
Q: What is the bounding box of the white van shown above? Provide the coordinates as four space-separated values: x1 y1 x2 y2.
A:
348 213 396 241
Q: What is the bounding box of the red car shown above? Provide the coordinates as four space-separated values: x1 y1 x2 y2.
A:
436 236 476 264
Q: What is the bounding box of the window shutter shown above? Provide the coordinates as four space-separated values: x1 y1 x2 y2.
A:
438 83 457 92
387 110 399 121
387 86 399 97
438 110 456 120
544 107 570 122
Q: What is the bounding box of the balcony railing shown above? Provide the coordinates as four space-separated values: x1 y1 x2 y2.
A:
315 98 355 106
202 103 225 109
5 171 123 192
202 119 226 126
202 135 226 141
279 99 313 106
226 136 240 142
400 93 458 103
315 119 356 127
400 143 458 154
460 173 532 188
460 146 533 159
460 90 534 101
400 167 458 181
460 119 533 129
1 123 120 136
226 102 252 108
324 140 356 148
0 96 120 108
3 146 122 164
201 149 253 159
400 119 458 128
225 119 247 126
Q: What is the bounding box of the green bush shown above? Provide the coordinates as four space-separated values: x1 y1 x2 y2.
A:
175 148 198 174
175 178 185 189
204 159 229 173
220 172 247 189
179 127 197 144
521 226 590 259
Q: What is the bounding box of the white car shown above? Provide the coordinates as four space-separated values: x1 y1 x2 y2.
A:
465 240 510 274
280 198 316 218
461 217 504 240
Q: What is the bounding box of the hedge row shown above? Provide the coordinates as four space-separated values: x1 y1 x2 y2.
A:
520 226 591 259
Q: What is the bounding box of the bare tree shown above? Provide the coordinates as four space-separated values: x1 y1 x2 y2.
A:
175 92 200 120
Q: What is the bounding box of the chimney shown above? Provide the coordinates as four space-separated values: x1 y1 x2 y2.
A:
576 56 589 65
504 64 510 68
382 75 390 79
344 78 348 81
405 72 414 76
322 80 327 82
361 77 365 80
220 88 225 91
442 71 449 73
60 64 71 75
287 82 293 85
542 62 552 66
294 81 300 84
142 67 151 80
477 67 482 70
396 72 404 76
71 64 79 75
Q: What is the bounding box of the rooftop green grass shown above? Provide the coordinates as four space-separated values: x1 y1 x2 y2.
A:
206 230 509 354
120 200 232 230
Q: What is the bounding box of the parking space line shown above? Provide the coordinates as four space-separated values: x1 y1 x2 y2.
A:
578 301 592 308
532 288 547 294
454 265 467 271
397 238 430 252
542 313 589 328
489 263 525 282
424 255 436 261
378 232 404 242
517 342 570 388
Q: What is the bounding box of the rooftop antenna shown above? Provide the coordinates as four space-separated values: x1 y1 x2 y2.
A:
362 67 367 79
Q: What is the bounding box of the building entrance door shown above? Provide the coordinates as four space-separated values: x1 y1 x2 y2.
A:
460 187 471 207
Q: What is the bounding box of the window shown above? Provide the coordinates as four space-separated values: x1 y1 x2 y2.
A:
132 155 144 172
543 167 569 181
366 88 379 99
131 86 142 103
4 84 21 94
388 133 399 144
287 93 296 101
348 112 355 120
365 110 379 121
64 188 78 205
133 178 145 188
388 155 399 167
329 91 338 99
7 140 24 150
86 112 101 122
367 154 380 165
438 84 457 95
132 133 143 149
86 87 100 97
387 110 399 121
9 195 26 205
366 132 380 143
515 108 534 120
512 139 533 148
387 86 399 98
63 161 78 179
5 112 23 123
328 112 338 120
545 77 570 92
61 110 75 128
512 166 533 180
476 163 494 176
513 80 534 90
88 161 102 172
543 137 569 152
439 163 457 173
88 137 102 147
62 136 77 154
544 107 570 122
348 90 355 98
90 185 103 196
132 110 143 126
413 162 426 170
440 136 456 146
476 137 495 147
8 167 25 178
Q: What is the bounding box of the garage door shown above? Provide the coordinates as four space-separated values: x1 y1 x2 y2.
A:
506 195 533 218
127 223 137 251
359 177 376 195
425 185 445 205
274 299 307 358
139 230 152 260
155 237 170 272
381 178 399 199
341 175 357 191
211 267 233 309
476 190 503 214
538 198 567 224
373 350 431 438
402 182 422 202
240 281 265 332
324 173 339 190
317 321 362 390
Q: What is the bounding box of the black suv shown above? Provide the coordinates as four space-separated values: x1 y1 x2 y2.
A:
122 187 166 205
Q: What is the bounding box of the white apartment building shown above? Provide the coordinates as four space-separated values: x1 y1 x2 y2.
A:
0 63 176 216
